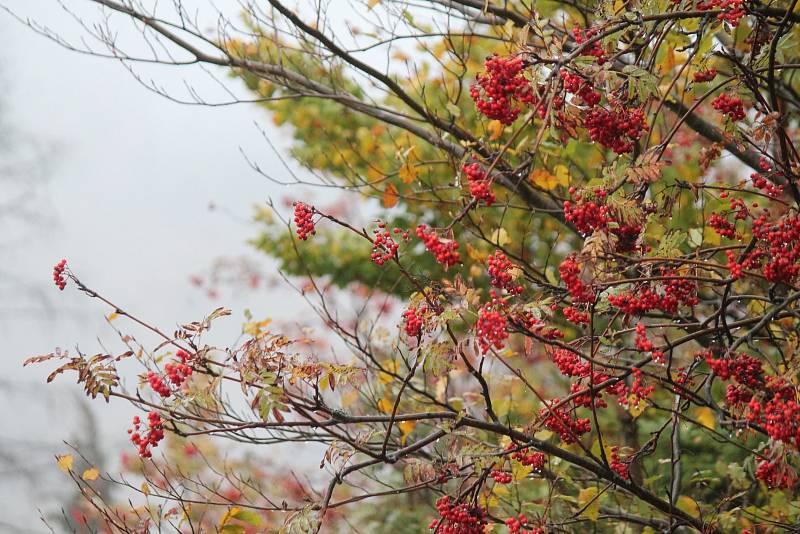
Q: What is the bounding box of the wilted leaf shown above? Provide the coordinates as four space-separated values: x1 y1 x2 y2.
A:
81 467 100 481
383 183 399 208
232 509 262 526
695 407 716 429
578 487 600 521
57 454 74 472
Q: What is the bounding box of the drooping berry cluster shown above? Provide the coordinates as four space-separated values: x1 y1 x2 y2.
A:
511 448 546 470
562 305 589 325
572 26 606 65
487 250 523 295
539 400 591 443
470 55 534 125
711 93 745 121
750 172 784 198
559 255 596 303
583 106 648 154
463 162 496 206
563 189 643 251
416 224 461 269
608 272 698 316
706 353 763 388
505 514 543 534
490 470 512 484
53 259 68 290
147 371 171 398
698 0 746 25
755 458 798 489
371 221 409 265
476 291 508 353
561 70 601 106
146 350 194 398
609 446 630 479
128 412 165 458
402 305 428 338
292 202 316 240
428 496 488 534
693 69 718 82
634 323 666 364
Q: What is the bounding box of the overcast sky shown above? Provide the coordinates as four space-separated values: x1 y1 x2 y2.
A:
0 2 319 529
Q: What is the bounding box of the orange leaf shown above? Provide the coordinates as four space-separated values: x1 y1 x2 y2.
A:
383 183 399 208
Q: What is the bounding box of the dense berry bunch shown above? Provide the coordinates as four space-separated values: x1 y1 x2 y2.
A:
165 361 192 387
563 195 612 236
562 305 589 325
490 470 512 484
476 291 508 353
748 212 800 283
755 458 797 489
699 0 746 25
572 27 606 64
693 69 718 82
147 371 171 398
371 221 408 265
750 172 784 198
609 446 630 479
551 348 590 378
558 256 595 303
463 162 496 206
402 305 428 338
292 202 316 240
505 514 543 534
608 274 698 317
634 323 666 363
470 55 534 125
487 250 523 295
561 70 601 106
709 212 738 239
583 106 647 154
128 412 165 458
511 448 546 469
428 496 488 534
706 353 763 388
416 224 461 269
711 93 746 121
539 401 591 443
53 259 68 290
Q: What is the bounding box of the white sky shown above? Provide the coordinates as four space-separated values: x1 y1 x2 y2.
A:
0 1 323 528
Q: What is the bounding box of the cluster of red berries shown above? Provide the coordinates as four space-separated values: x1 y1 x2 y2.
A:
709 212 738 239
608 274 698 317
476 291 509 353
463 162 496 206
490 470 512 484
626 368 655 408
402 305 428 338
562 305 589 325
725 384 753 407
470 55 535 125
563 195 612 237
371 221 408 265
711 93 745 121
609 446 630 479
416 224 461 269
53 259 68 290
583 106 648 154
146 350 195 398
750 172 784 198
693 69 718 82
706 352 763 388
147 371 171 398
699 0 746 25
428 496 488 534
487 250 523 295
505 514 543 534
761 392 800 448
755 458 797 489
634 323 666 363
128 412 165 458
292 202 316 240
572 27 606 65
748 213 800 284
539 401 591 443
165 360 192 386
559 256 595 303
551 349 590 378
511 448 546 469
561 70 601 106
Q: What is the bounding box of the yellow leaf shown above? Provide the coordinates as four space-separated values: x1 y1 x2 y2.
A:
398 162 418 184
368 0 380 9
383 183 399 208
81 467 100 481
487 120 504 141
628 395 646 418
377 398 394 414
578 487 600 521
107 312 119 322
511 462 533 481
220 507 240 528
398 420 416 445
141 482 151 496
677 495 700 517
530 166 569 190
56 454 74 472
695 407 716 430
491 228 510 247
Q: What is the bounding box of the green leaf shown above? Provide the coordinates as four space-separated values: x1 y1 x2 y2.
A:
232 509 263 526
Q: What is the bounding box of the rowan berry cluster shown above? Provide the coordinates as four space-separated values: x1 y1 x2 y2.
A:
706 352 763 388
563 193 612 236
53 259 68 290
490 470 512 484
416 224 461 269
626 368 655 408
551 348 590 378
634 323 666 364
711 93 746 121
147 371 171 398
463 162 496 206
511 448 546 470
402 305 428 338
562 305 589 325
128 412 165 458
476 291 509 353
371 221 408 265
561 70 601 106
609 446 630 479
699 0 746 25
748 212 800 284
470 55 534 125
505 514 543 534
292 202 316 240
751 172 784 198
572 27 606 64
165 361 192 387
693 69 718 82
487 250 523 295
539 401 591 443
755 458 797 489
428 496 488 534
608 273 698 317
583 106 648 154
559 255 595 303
